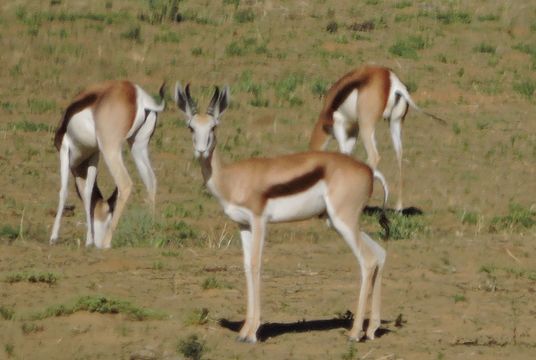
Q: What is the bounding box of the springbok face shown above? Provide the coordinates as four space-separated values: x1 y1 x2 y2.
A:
92 188 117 248
174 83 229 159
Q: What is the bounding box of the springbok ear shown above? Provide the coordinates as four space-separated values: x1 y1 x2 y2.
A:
209 85 230 120
174 82 196 119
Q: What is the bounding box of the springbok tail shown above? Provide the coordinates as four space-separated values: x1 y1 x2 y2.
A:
397 90 447 125
373 170 390 240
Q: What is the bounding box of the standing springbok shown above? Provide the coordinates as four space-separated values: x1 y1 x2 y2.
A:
50 80 165 248
309 65 445 211
175 83 389 343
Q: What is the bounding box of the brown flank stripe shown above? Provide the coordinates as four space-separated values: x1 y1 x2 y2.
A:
264 167 325 199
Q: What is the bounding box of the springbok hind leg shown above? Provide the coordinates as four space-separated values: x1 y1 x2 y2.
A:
326 201 377 341
99 147 132 249
361 231 386 339
129 111 158 214
50 142 70 244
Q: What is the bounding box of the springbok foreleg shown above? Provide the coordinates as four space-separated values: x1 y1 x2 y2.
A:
333 112 357 155
50 142 70 244
129 111 157 214
75 154 99 247
238 217 266 343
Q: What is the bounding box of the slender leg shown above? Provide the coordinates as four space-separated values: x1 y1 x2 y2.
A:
361 231 386 339
50 142 70 244
83 154 99 246
333 112 357 155
238 217 266 343
99 146 132 249
359 120 380 170
130 112 157 213
325 196 380 341
389 117 404 211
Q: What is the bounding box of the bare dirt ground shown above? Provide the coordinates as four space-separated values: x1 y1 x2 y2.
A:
1 1 535 359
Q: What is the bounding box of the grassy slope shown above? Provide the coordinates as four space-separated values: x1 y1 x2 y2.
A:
0 0 535 359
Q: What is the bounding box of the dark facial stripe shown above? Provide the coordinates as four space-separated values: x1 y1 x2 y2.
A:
54 92 99 150
264 167 325 199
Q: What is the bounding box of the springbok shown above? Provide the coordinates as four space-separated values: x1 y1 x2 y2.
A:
50 80 165 248
309 65 445 211
174 83 389 343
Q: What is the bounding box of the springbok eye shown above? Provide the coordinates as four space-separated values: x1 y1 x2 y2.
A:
187 125 194 133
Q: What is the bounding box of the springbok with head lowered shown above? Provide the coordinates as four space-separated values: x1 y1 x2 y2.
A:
175 83 389 343
50 80 165 248
310 65 445 211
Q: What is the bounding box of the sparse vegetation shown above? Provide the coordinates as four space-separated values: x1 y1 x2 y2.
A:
0 306 15 320
384 213 426 240
31 295 166 321
5 271 58 285
490 204 535 232
184 307 209 326
177 334 205 360
389 35 428 59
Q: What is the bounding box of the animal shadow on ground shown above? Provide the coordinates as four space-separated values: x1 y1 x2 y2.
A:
219 311 398 342
364 206 423 217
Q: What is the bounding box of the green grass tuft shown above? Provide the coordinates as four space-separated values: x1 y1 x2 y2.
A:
490 204 535 231
513 80 535 100
385 213 426 240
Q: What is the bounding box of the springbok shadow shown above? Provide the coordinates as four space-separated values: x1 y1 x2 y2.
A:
364 205 423 217
219 311 398 342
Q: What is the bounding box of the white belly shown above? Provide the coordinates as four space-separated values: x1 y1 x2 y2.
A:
264 181 326 223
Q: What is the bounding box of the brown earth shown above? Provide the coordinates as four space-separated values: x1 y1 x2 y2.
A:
1 1 535 359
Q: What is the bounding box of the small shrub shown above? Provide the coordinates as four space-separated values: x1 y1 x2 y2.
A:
184 308 209 326
154 30 180 43
234 9 255 23
191 47 203 56
478 14 499 22
139 0 182 24
27 98 57 114
389 35 426 59
0 225 19 239
22 322 44 334
453 294 466 303
5 344 14 357
121 24 142 42
436 10 471 25
473 43 495 54
326 21 338 33
223 0 239 7
0 306 15 320
460 211 478 225
178 334 205 360
311 78 329 98
393 1 412 9
202 276 222 289
513 80 535 99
